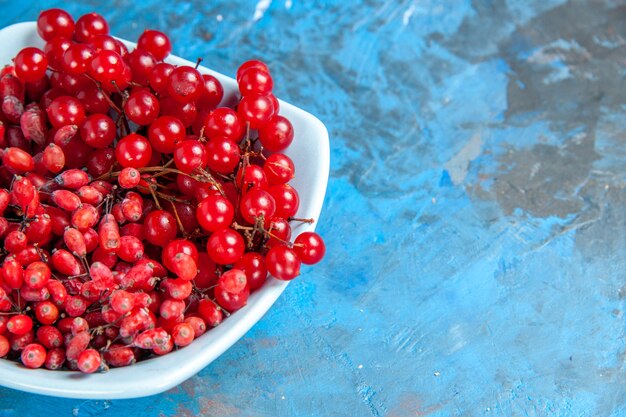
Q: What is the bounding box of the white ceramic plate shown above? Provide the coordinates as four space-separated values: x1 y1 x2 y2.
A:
0 22 329 399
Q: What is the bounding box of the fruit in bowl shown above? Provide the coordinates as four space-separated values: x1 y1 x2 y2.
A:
0 9 329 398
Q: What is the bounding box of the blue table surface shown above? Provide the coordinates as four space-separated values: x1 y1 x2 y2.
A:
1 0 626 416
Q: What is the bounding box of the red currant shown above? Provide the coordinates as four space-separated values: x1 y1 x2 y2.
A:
116 133 152 168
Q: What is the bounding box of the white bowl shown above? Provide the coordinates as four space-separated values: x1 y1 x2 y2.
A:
0 22 329 399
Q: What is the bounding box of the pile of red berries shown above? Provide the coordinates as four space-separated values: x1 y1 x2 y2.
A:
0 8 325 373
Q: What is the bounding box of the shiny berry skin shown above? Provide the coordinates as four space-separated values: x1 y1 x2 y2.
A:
74 12 109 43
77 348 101 373
294 232 326 265
24 261 52 289
168 66 203 103
75 84 110 114
149 62 174 95
44 37 72 71
207 228 245 265
89 34 119 53
7 314 33 335
124 49 156 85
14 47 48 83
42 143 65 173
159 96 197 127
36 325 62 349
88 50 124 84
197 299 223 326
34 301 59 325
173 140 206 173
137 29 172 61
265 245 301 280
124 90 160 125
269 184 300 218
46 96 85 129
170 253 197 281
263 153 295 185
266 216 291 247
240 187 276 224
37 8 75 41
238 67 273 96
237 94 275 129
258 115 294 152
118 235 144 262
196 195 234 233
217 268 247 293
118 167 141 189
237 164 268 192
234 252 268 290
162 239 199 271
143 210 177 247
172 323 194 347
203 107 244 142
61 43 95 75
236 60 269 82
197 74 224 110
3 147 34 172
214 285 249 312
21 343 47 369
148 116 185 153
205 137 241 174
80 113 116 148
86 147 116 176
116 133 152 168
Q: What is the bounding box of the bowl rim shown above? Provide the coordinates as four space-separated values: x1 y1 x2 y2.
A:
0 21 330 399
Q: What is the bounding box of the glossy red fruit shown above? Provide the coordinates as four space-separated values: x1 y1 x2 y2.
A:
14 48 48 83
173 140 206 173
214 285 249 312
37 8 75 41
196 195 234 233
294 232 326 265
3 147 34 172
238 67 273 96
137 29 172 61
265 245 301 280
206 228 245 265
263 153 295 185
74 12 109 43
234 252 268 290
203 107 244 142
168 66 203 103
269 184 300 219
237 94 275 129
197 74 224 110
80 113 116 148
148 116 184 153
149 62 174 95
258 115 294 152
116 133 152 168
21 343 46 368
236 60 270 81
61 43 95 75
124 90 160 125
46 96 85 129
239 187 276 224
143 210 177 247
77 348 101 373
204 137 241 174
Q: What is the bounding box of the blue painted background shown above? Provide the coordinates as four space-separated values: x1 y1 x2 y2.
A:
1 0 626 416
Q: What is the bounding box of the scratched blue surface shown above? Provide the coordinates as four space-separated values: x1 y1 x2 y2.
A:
1 0 626 416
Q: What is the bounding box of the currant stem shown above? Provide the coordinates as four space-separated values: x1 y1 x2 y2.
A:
288 217 315 224
169 200 187 238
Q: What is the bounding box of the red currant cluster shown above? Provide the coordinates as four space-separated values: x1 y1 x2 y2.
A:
0 8 326 373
